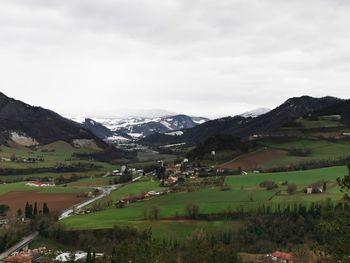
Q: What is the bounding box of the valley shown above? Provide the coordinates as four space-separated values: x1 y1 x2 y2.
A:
0 93 350 262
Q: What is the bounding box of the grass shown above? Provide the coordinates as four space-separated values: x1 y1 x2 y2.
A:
0 182 92 195
225 166 346 189
259 139 350 168
110 179 165 202
0 141 118 183
62 166 347 236
295 118 344 129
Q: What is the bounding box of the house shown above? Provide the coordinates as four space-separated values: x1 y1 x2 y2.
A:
306 187 313 194
270 251 294 263
163 176 178 186
305 181 325 194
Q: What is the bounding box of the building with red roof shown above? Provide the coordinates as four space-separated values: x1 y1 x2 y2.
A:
271 251 294 263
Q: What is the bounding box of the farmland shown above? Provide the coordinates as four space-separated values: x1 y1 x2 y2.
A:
0 191 85 218
221 138 350 170
62 166 346 239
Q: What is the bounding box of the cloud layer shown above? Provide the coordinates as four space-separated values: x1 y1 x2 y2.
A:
1 0 349 117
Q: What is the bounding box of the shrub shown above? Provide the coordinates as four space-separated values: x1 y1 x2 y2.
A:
287 184 297 195
259 180 278 190
186 203 200 219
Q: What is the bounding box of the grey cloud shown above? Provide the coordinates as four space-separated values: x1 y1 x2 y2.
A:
0 0 350 118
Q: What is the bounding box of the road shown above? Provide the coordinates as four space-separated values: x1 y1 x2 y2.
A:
58 184 121 220
0 232 39 261
58 175 143 220
0 175 143 261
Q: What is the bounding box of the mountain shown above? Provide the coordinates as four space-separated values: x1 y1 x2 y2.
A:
71 114 209 140
0 92 108 148
240 108 271 118
77 118 132 143
311 99 350 123
141 96 342 146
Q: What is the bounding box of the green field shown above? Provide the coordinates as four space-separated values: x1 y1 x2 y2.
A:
260 138 350 168
0 182 93 195
62 166 346 238
0 141 117 182
110 179 165 202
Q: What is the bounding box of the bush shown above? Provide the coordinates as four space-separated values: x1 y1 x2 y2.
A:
287 184 297 195
259 180 278 190
186 203 200 219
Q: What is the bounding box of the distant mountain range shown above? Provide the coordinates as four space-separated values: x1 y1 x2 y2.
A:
71 115 209 142
1 92 349 152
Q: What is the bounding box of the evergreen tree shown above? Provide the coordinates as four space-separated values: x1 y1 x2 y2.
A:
33 202 38 216
17 208 23 218
86 248 92 263
43 203 50 216
25 202 29 218
28 204 33 219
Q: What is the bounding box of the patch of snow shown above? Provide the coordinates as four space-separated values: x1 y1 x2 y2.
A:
240 108 271 118
128 133 144 138
165 131 184 136
105 135 130 142
163 142 186 148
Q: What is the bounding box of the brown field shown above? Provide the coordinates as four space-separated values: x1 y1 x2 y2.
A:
0 191 85 218
220 149 287 171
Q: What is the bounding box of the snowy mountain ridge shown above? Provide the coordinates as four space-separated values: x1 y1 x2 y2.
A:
70 114 209 141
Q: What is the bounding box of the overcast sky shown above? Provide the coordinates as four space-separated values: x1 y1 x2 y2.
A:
1 0 350 118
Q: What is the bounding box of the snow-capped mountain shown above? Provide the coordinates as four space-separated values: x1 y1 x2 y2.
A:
70 114 209 141
239 108 271 118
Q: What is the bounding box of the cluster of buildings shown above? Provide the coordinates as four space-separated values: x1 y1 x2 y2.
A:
4 247 46 263
111 165 144 176
55 251 104 262
116 189 167 207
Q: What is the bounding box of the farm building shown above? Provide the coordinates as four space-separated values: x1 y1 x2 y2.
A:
270 251 294 263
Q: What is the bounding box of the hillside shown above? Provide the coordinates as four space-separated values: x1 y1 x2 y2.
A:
141 96 342 146
0 92 107 148
78 118 132 142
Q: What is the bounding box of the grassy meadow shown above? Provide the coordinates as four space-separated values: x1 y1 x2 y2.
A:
62 166 347 239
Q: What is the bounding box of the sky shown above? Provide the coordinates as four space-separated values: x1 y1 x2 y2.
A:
0 0 350 118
